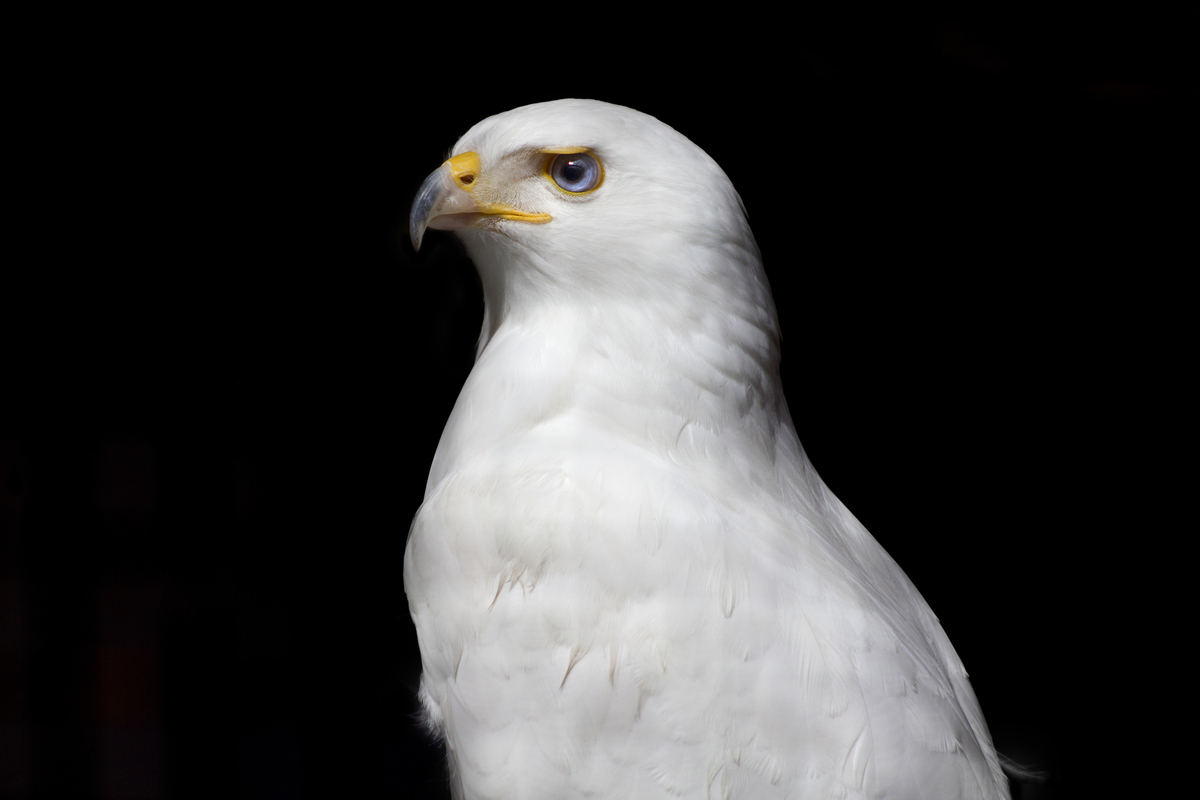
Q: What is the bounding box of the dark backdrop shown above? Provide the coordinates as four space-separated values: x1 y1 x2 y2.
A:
5 7 1194 799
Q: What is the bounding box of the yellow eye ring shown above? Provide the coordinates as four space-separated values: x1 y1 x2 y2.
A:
543 151 604 194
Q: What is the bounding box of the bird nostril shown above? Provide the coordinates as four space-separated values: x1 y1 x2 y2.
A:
460 175 474 185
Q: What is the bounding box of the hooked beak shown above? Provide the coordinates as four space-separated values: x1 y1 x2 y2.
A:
409 152 552 250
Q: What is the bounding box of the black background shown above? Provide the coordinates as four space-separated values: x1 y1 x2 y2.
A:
4 7 1195 799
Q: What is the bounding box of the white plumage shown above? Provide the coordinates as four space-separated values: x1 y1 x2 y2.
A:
404 99 1009 800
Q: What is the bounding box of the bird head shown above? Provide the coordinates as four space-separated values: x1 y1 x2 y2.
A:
410 99 775 340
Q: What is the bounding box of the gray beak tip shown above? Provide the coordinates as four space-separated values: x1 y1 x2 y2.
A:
409 163 450 253
409 219 426 252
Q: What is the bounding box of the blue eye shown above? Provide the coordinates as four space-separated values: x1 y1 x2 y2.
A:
549 153 602 193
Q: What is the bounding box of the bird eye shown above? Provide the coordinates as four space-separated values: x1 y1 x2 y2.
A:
548 153 602 193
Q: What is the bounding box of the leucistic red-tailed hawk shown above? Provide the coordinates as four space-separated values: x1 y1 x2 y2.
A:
405 99 1010 800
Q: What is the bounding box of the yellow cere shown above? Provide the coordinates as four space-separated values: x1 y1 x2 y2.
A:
446 152 483 192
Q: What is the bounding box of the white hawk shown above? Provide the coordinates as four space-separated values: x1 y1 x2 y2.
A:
405 99 1010 800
